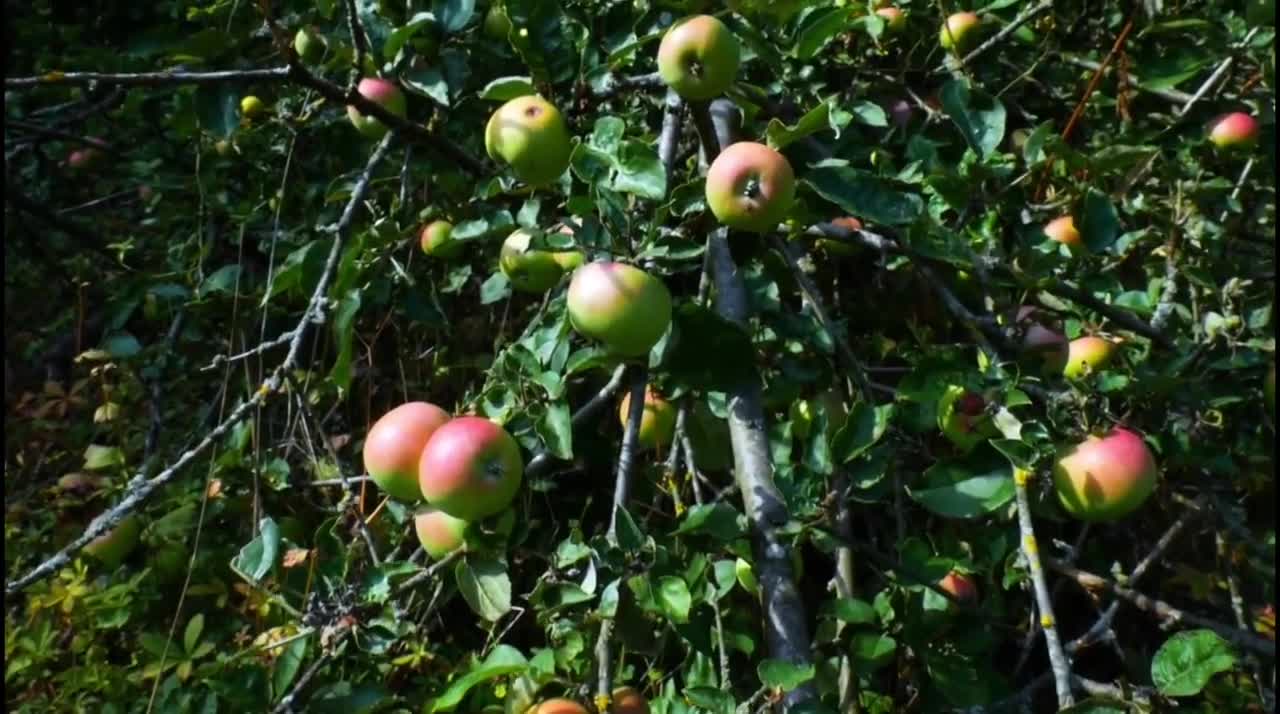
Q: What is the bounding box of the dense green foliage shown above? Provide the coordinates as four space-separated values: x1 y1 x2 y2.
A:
4 1 1275 713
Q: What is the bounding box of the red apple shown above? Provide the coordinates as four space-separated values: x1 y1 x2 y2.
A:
1014 306 1069 375
530 700 588 714
67 137 106 171
1063 336 1117 379
484 95 573 186
1044 215 1083 254
413 506 469 559
610 687 650 714
618 387 677 450
421 220 461 259
938 570 977 604
1208 112 1259 150
940 12 981 53
705 142 796 233
363 402 452 502
567 262 673 358
875 7 907 33
657 15 741 101
418 416 523 521
1053 427 1158 522
347 78 408 140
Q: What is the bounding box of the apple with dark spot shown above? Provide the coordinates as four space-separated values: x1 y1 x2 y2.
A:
657 15 741 101
1063 336 1117 379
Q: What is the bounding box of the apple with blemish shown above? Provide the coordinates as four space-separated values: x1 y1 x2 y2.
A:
657 15 741 101
485 95 573 186
347 78 408 140
567 262 673 358
418 416 523 521
414 506 469 559
363 401 452 502
1053 427 1158 522
1063 336 1117 379
938 385 996 453
705 142 796 233
619 387 677 450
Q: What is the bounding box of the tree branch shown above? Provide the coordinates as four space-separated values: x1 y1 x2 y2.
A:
525 364 629 479
4 66 292 88
1012 468 1074 707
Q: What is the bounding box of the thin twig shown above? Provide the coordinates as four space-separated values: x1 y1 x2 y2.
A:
5 66 292 88
956 0 1054 68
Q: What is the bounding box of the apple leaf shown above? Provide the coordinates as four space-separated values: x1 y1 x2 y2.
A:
230 518 282 585
939 80 1006 158
1081 188 1121 253
479 76 536 102
455 557 512 622
831 402 895 463
757 659 815 691
83 444 126 470
1151 630 1237 697
383 12 438 60
805 164 924 225
656 576 692 624
428 645 527 712
535 401 573 460
329 289 362 394
793 7 852 60
833 598 878 625
195 84 238 139
766 95 839 150
432 0 475 34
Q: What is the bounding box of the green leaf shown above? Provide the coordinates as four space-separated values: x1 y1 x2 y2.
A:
908 457 1015 519
806 165 924 226
273 635 309 700
329 289 362 394
536 402 573 460
102 333 142 359
757 659 815 692
429 644 528 712
611 140 666 199
850 633 897 672
831 402 894 463
1081 188 1120 253
848 100 888 128
83 444 126 470
793 7 851 60
361 561 419 603
672 504 746 541
656 576 692 624
403 66 452 107
455 557 513 622
182 614 204 654
199 265 242 296
480 272 511 305
480 76 536 101
939 80 1006 158
1151 630 1237 697
195 84 239 138
614 506 645 552
833 598 877 625
433 0 475 33
230 518 282 584
766 96 840 150
383 12 438 60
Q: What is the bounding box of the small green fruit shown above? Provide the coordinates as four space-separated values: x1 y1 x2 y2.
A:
421 220 461 259
294 27 326 63
499 229 581 293
484 5 512 40
240 95 266 119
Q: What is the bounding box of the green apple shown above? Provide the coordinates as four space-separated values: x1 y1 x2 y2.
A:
705 141 796 233
294 26 326 63
484 95 573 186
499 229 583 293
567 262 673 358
421 220 462 259
657 14 741 101
484 5 512 40
414 506 469 559
618 387 677 450
1063 336 1117 379
240 95 266 119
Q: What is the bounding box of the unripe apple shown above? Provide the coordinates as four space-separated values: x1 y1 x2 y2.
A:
657 15 741 101
1053 427 1158 522
84 513 143 570
1208 112 1259 150
240 95 266 119
363 402 452 502
619 387 677 450
347 78 408 140
484 5 512 41
1014 306 1069 375
705 142 796 233
421 220 461 259
939 12 981 53
938 570 977 605
610 687 650 714
499 229 582 293
530 700 588 714
567 262 673 358
414 505 469 559
875 7 906 33
1063 336 1117 379
294 27 326 63
1043 215 1083 254
484 95 573 186
418 416 524 521
937 385 996 453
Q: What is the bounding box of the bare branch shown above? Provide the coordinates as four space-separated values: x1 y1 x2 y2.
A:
1012 468 1075 707
5 66 292 88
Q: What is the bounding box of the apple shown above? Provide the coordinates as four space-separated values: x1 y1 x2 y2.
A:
1208 112 1259 150
1014 306 1069 375
938 570 977 605
875 7 907 33
705 142 796 233
618 387 677 450
1265 361 1275 414
347 78 408 140
499 229 584 293
67 137 106 170
294 26 326 63
567 262 673 358
886 98 913 128
1063 336 1117 379
1043 215 1083 254
84 513 142 570
610 687 650 714
937 385 996 453
363 402 452 502
686 400 732 472
418 416 524 521
1053 427 1158 522
530 700 588 714
484 95 573 186
484 5 512 41
414 506 469 559
939 12 982 53
818 216 863 256
656 15 741 101
421 220 462 259
240 95 266 119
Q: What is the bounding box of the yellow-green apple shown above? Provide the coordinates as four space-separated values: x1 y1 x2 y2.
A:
294 26 326 63
1053 427 1158 522
84 513 143 569
414 506 469 559
1208 112 1259 150
347 78 408 140
610 687 650 714
420 220 461 259
484 4 512 40
938 570 977 606
567 262 673 357
875 7 907 32
499 229 583 293
939 12 981 53
657 15 741 101
418 416 523 520
1014 306 1069 375
618 387 677 449
705 141 796 233
363 401 452 502
240 95 266 119
1063 336 1117 379
937 385 997 453
1044 215 1084 254
485 95 573 186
